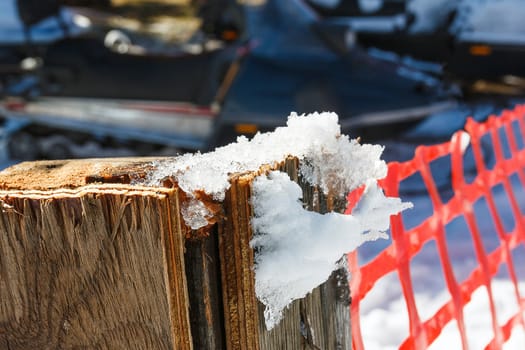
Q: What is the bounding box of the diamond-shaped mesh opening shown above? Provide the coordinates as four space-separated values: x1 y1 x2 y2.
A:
444 215 478 283
410 239 450 320
490 184 516 234
473 197 501 253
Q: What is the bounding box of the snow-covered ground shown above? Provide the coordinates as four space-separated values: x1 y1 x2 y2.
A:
362 276 525 349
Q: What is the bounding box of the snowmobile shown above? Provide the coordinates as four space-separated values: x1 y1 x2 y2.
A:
318 0 525 96
0 0 455 161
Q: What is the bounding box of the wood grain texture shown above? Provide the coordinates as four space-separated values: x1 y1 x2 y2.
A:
219 172 260 350
0 183 192 349
219 157 352 350
184 230 225 349
0 155 352 349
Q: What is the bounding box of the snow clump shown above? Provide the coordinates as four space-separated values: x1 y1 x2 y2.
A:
146 111 412 329
147 111 386 228
251 173 412 329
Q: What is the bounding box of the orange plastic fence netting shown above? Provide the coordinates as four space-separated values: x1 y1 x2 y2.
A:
346 105 525 349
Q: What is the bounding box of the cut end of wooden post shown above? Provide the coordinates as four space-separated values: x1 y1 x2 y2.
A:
0 157 194 350
0 157 165 190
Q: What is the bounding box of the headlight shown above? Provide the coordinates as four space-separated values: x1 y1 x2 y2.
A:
72 14 92 29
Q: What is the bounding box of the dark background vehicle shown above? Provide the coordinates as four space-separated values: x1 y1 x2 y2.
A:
0 0 455 161
316 0 525 96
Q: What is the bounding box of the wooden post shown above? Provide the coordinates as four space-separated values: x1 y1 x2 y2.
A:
0 158 192 350
219 157 352 350
0 157 351 350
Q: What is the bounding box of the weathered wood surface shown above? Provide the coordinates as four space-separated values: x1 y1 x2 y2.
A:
0 159 192 350
0 157 352 350
219 158 352 350
184 230 225 349
0 158 164 190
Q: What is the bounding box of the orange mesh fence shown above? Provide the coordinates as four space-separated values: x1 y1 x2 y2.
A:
346 105 525 349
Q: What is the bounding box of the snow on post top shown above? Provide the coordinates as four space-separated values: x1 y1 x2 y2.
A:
251 173 412 329
146 111 412 329
147 111 387 229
